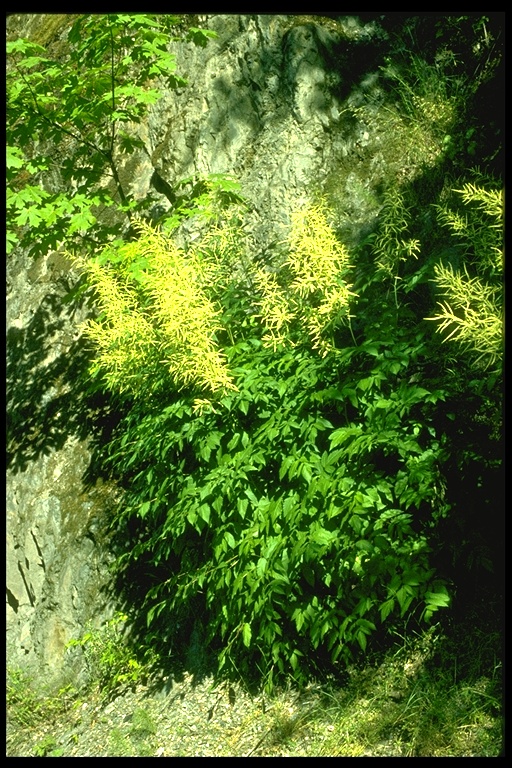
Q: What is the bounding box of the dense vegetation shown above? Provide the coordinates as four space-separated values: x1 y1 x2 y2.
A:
7 12 504 756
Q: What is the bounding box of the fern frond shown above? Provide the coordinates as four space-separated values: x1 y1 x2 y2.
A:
427 176 504 369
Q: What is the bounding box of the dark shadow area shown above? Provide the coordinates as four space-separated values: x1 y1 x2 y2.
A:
6 284 125 477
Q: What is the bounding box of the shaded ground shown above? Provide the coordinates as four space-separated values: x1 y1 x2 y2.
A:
7 588 503 758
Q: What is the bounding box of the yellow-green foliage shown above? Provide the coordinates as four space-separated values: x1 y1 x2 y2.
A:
254 201 356 355
78 257 158 390
374 188 420 279
252 268 296 352
75 202 355 399
427 181 503 369
74 217 236 397
436 182 503 274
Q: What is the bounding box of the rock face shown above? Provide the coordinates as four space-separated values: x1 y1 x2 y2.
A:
7 13 394 686
6 436 118 686
139 14 388 250
6 241 121 686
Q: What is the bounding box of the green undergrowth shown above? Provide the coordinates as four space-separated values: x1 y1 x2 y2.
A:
305 620 503 757
7 606 503 757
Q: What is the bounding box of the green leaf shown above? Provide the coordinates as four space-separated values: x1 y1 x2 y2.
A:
186 509 198 526
401 570 423 587
356 631 367 652
7 39 47 56
139 501 151 518
347 389 358 408
396 586 414 616
245 488 258 505
357 377 373 392
350 515 363 535
16 54 49 70
279 455 293 481
6 146 24 169
16 206 42 227
237 498 248 519
292 608 305 632
242 622 252 647
379 598 395 622
329 426 362 449
67 208 96 234
187 27 218 47
198 503 211 524
6 230 18 254
301 464 312 484
424 589 451 607
311 526 336 547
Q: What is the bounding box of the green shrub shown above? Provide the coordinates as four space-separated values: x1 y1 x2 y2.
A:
8 13 502 694
66 612 155 698
75 192 457 689
34 735 64 758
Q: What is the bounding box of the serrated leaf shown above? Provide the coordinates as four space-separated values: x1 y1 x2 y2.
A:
292 608 305 631
67 209 96 234
301 464 312 484
245 488 258 505
16 206 40 227
282 495 296 518
7 146 24 169
329 426 362 448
